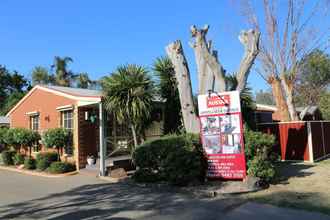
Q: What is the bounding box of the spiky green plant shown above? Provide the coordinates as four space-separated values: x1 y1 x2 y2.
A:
101 64 154 148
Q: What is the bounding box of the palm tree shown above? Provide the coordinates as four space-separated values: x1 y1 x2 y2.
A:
101 64 154 148
153 56 181 134
75 73 92 89
52 56 74 87
31 66 53 85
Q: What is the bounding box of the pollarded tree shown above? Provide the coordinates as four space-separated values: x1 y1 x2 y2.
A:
101 64 154 148
166 25 260 133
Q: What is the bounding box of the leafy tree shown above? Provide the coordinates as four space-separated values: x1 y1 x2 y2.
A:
42 128 72 160
295 50 330 106
153 57 181 134
101 64 154 148
319 92 330 120
32 66 53 85
0 92 25 115
255 90 275 105
52 56 75 87
0 66 29 114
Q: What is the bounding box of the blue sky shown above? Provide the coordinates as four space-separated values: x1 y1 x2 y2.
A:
0 1 329 94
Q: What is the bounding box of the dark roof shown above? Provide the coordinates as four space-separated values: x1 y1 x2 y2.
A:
298 106 320 120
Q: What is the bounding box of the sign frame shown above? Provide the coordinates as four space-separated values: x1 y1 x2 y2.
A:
198 91 246 180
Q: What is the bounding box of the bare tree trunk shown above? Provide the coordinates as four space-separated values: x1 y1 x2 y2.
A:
190 25 226 93
279 75 299 121
166 40 200 134
190 25 216 94
269 76 290 121
236 29 260 92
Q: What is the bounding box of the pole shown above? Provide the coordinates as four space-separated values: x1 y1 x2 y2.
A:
99 101 106 176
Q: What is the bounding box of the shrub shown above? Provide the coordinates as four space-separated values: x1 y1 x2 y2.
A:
1 150 16 165
244 129 277 182
247 154 276 182
36 152 59 171
24 157 36 170
48 162 76 174
0 127 9 151
13 153 25 165
132 134 206 186
42 128 72 155
133 168 161 183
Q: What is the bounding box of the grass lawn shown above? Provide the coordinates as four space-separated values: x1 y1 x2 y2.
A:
243 158 330 215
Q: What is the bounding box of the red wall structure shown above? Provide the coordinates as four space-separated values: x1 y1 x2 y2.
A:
258 121 330 162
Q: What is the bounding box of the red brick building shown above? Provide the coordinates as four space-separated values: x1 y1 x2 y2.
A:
6 85 163 170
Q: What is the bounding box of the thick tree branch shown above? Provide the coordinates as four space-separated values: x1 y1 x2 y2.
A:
165 40 200 134
190 25 226 93
236 29 261 92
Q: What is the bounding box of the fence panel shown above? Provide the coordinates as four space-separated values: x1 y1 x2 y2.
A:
258 122 309 161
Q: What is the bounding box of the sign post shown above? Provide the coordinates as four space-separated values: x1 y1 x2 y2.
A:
198 91 246 179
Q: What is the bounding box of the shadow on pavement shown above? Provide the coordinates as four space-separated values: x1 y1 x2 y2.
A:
0 182 241 220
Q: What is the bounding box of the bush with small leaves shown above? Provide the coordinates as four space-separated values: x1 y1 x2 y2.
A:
48 162 76 174
244 129 277 182
1 150 16 165
24 157 36 170
133 134 207 186
0 127 9 152
13 153 25 165
36 152 59 171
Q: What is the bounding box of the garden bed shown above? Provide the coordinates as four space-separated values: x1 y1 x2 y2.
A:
0 165 78 178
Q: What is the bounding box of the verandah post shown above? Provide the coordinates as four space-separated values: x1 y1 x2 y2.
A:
99 101 106 176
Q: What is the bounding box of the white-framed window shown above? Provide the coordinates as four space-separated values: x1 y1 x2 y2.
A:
61 110 73 130
30 115 40 132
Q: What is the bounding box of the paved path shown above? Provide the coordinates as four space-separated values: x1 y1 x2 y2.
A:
0 170 329 220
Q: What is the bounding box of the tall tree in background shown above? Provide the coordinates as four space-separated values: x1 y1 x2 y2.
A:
52 56 74 87
153 57 181 134
239 0 330 121
255 89 275 105
32 66 53 85
166 25 260 133
295 49 330 106
75 72 93 89
101 64 154 148
0 66 29 114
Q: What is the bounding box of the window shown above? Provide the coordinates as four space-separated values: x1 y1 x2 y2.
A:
30 115 39 132
62 110 73 130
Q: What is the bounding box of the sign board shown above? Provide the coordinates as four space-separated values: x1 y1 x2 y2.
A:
198 91 246 179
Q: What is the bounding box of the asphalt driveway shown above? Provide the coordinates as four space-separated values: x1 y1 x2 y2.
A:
0 170 329 220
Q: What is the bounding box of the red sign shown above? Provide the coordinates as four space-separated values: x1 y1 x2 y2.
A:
207 95 230 108
198 91 246 180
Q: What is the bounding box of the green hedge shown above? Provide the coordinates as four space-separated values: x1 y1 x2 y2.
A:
24 157 36 170
1 150 16 165
48 162 76 174
244 129 277 182
132 134 207 186
36 152 59 171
